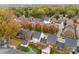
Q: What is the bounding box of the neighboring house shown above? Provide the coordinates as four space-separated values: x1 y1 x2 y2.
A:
76 40 79 53
66 19 73 26
21 40 29 47
16 28 27 39
43 17 51 24
65 38 77 48
42 45 51 54
50 18 58 23
62 25 75 39
40 33 48 44
76 24 79 39
35 18 43 22
44 17 50 21
16 29 33 40
76 46 79 54
47 34 57 43
32 32 41 43
58 15 64 24
16 15 26 23
56 37 65 50
76 18 79 24
28 16 35 22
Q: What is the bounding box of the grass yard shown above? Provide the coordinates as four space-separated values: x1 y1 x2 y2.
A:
28 43 41 54
17 45 30 52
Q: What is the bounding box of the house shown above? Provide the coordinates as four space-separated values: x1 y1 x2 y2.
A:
76 18 79 24
16 15 26 23
65 38 77 48
16 29 33 40
76 24 79 39
51 18 58 23
76 47 79 54
32 32 41 43
43 17 51 24
47 34 57 44
16 28 28 39
62 25 75 39
28 16 35 22
58 15 64 24
40 33 48 44
56 37 65 50
76 40 79 53
42 45 51 54
21 40 29 47
66 19 74 26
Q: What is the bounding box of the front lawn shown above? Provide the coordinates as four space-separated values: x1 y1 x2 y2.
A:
28 43 41 54
17 45 30 52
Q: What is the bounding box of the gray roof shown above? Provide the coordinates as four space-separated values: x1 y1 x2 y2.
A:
33 32 41 39
47 34 57 43
17 29 27 36
56 41 65 50
18 15 26 21
44 17 50 21
65 38 77 48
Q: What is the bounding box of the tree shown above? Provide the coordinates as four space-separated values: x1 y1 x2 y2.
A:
41 24 49 33
34 21 41 31
66 8 76 18
12 8 24 17
0 20 21 47
49 24 57 34
0 8 21 47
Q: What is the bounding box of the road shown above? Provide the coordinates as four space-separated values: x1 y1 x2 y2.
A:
0 48 22 54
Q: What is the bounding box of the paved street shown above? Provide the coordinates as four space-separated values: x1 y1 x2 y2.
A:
0 48 22 54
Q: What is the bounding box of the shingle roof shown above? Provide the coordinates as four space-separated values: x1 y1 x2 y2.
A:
16 29 27 36
65 38 77 48
56 41 65 50
21 40 28 45
47 34 57 43
33 32 41 39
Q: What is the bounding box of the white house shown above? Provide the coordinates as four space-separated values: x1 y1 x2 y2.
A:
32 32 41 43
42 46 51 54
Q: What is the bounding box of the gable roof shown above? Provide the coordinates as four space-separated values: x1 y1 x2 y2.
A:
65 38 77 48
56 41 65 50
47 34 57 43
16 29 27 36
21 40 28 45
33 32 41 39
42 46 51 54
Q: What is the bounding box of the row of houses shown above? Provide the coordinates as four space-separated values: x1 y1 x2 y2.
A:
13 15 79 54
62 17 79 39
15 15 61 34
7 28 79 54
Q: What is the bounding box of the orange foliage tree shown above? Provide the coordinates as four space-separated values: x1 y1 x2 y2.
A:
49 24 57 34
34 21 41 31
41 24 49 33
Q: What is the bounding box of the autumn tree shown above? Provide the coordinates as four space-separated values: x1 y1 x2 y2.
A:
41 24 49 33
21 20 32 30
0 8 21 47
49 24 57 34
34 21 41 31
